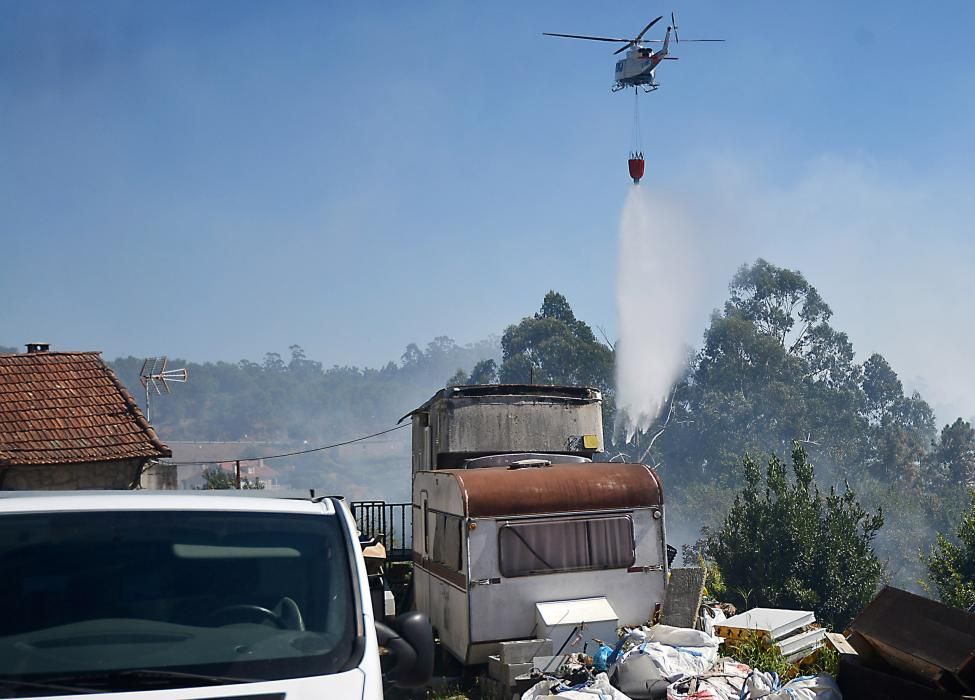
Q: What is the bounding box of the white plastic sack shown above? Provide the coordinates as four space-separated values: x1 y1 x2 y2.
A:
520 672 632 699
621 641 719 681
644 624 719 648
665 659 751 700
740 671 841 700
618 624 721 682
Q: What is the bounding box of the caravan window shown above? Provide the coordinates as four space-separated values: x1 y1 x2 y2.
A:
498 516 635 577
431 512 463 572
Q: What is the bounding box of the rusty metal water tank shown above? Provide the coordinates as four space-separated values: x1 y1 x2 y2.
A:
405 385 604 471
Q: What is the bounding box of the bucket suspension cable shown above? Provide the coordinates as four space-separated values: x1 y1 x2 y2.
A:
627 87 645 183
631 87 642 158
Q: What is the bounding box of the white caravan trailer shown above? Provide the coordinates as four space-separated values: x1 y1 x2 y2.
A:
412 461 667 665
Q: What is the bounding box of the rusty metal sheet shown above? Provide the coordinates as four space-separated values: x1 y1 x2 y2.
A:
850 586 975 693
447 462 662 518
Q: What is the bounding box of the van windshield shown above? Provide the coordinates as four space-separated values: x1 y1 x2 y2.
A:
0 509 359 696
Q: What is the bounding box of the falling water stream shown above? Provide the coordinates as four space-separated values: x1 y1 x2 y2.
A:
615 185 699 441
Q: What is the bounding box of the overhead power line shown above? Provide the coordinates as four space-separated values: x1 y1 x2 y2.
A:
163 423 410 466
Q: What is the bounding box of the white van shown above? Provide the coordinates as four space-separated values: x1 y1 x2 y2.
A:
0 491 432 699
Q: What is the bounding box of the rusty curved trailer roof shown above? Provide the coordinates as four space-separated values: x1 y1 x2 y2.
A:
442 462 662 518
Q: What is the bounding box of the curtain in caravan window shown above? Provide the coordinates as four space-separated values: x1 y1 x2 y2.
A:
432 513 463 572
500 519 588 576
498 516 634 577
587 517 634 570
443 514 463 571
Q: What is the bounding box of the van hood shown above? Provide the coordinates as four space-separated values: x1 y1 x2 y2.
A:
21 668 368 700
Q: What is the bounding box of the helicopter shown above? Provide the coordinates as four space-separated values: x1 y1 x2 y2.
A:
544 12 723 93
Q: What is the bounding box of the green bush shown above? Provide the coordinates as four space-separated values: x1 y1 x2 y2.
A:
725 634 838 681
925 491 975 609
195 468 265 490
705 443 884 630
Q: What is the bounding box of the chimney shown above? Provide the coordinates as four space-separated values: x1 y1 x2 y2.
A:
25 342 50 354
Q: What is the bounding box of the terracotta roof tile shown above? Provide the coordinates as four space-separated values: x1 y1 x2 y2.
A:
0 351 171 466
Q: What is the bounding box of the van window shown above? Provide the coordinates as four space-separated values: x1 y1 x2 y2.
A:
498 516 635 577
432 512 463 572
0 510 358 693
421 493 430 554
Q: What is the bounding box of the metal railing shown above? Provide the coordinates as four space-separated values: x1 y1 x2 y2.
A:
352 500 412 562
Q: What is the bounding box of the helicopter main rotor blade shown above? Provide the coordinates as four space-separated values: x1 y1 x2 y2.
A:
542 32 631 43
638 38 724 43
635 40 725 47
634 16 664 43
613 15 664 54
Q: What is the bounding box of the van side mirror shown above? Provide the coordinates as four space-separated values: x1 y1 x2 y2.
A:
376 611 434 688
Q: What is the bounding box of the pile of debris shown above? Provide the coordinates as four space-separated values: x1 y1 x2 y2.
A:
502 612 839 700
475 568 839 699
483 581 975 699
479 574 840 700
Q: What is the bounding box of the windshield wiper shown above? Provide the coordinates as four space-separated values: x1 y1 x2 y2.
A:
41 668 257 691
0 677 99 695
115 668 257 685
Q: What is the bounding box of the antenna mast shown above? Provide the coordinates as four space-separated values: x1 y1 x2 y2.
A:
139 356 188 423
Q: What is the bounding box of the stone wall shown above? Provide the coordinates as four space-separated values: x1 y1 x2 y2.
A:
140 461 178 490
1 458 145 490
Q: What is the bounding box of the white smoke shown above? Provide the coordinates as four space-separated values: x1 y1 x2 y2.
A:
684 154 975 426
615 186 702 440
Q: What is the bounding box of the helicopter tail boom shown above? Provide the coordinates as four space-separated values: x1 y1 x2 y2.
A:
661 26 672 57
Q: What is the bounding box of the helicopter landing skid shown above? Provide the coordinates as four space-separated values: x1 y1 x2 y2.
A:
612 82 659 93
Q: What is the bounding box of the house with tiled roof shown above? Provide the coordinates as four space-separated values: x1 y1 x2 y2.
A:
0 343 173 490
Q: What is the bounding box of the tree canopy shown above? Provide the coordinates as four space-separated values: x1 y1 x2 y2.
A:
195 468 265 490
706 443 884 630
499 291 613 391
648 259 936 487
7 257 969 598
926 491 975 610
108 336 499 444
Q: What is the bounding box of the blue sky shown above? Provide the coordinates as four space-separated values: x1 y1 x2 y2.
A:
1 1 973 421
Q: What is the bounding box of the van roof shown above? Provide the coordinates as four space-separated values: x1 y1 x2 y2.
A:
0 490 338 516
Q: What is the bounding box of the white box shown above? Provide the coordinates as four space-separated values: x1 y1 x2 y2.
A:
535 597 618 656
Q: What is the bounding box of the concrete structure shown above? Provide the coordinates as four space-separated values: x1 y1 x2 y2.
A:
0 345 172 490
406 385 604 471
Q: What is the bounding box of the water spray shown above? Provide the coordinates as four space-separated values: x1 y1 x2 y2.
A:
615 189 700 441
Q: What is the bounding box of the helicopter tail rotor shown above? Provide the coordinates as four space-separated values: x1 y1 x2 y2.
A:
671 11 679 44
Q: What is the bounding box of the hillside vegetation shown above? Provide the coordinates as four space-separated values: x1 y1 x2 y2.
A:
6 259 972 594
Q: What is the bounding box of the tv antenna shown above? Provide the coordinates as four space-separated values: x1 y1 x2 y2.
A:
139 356 188 423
